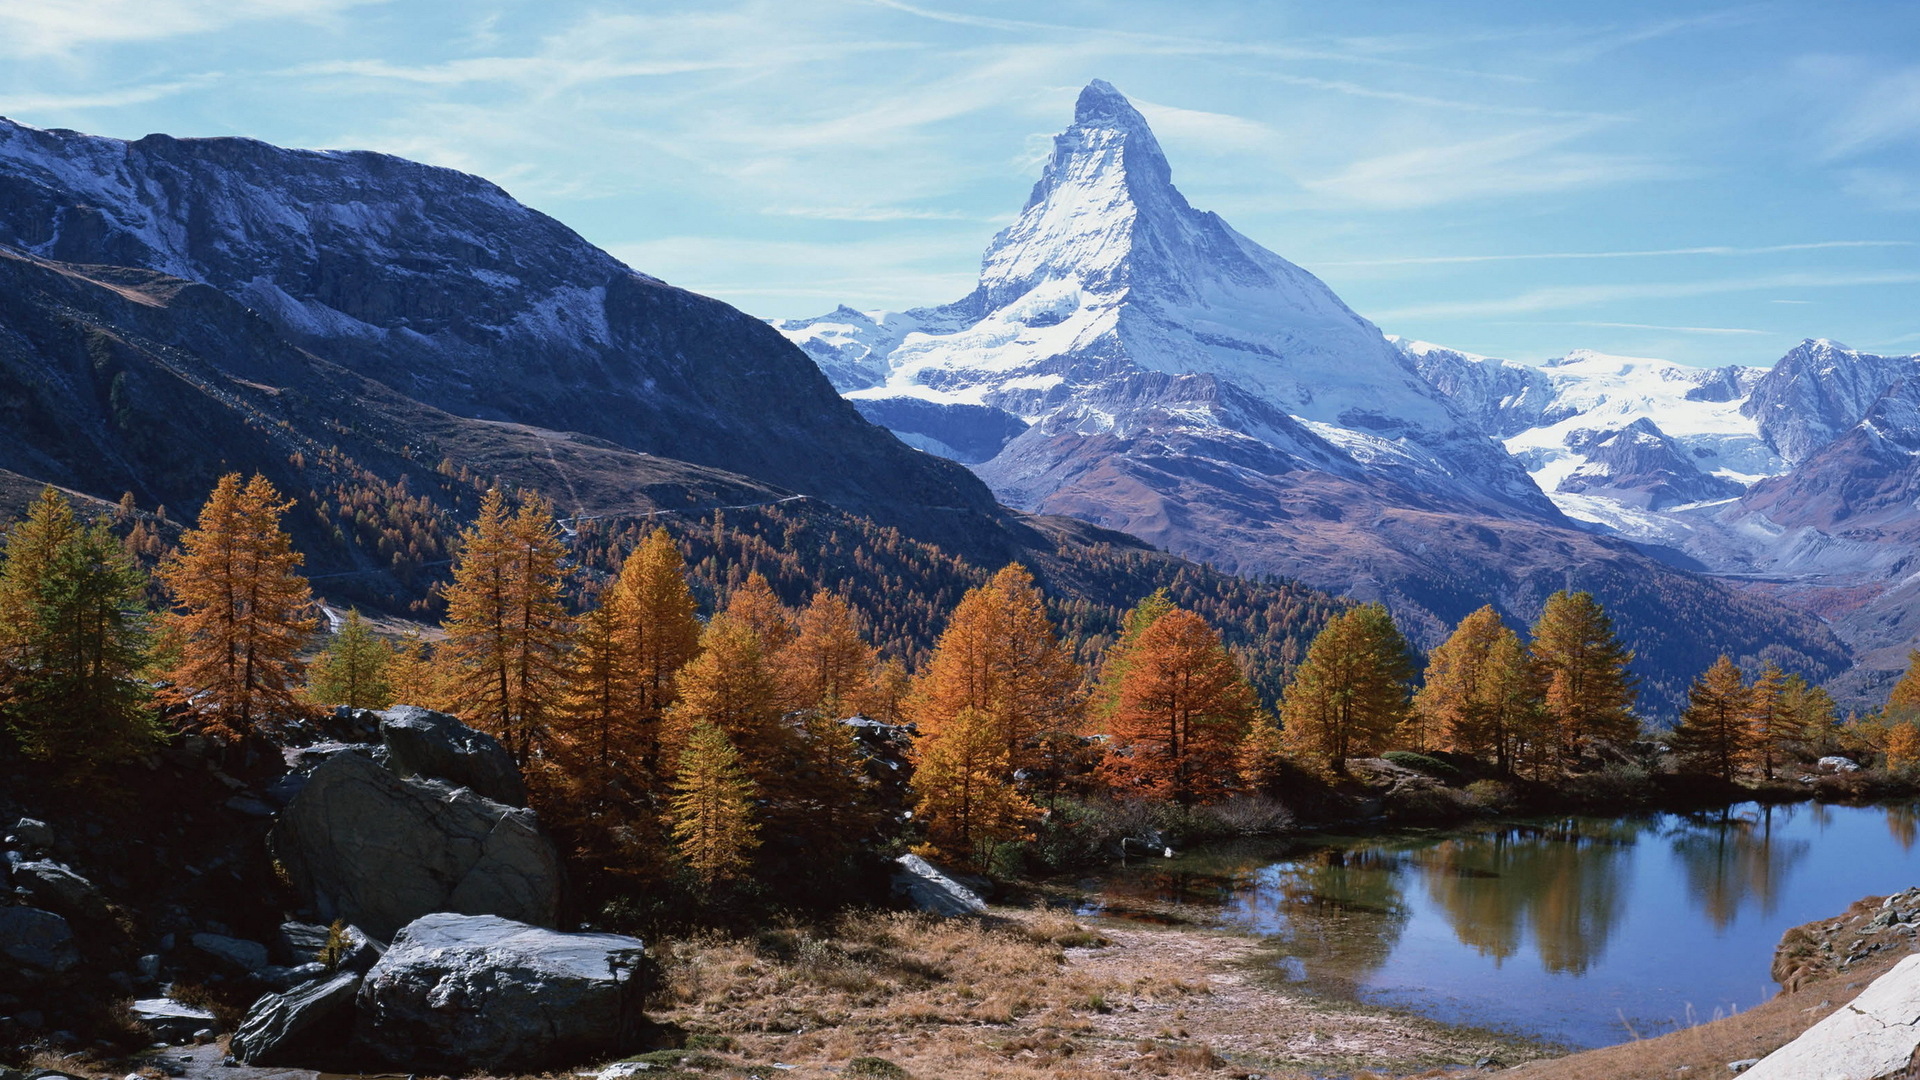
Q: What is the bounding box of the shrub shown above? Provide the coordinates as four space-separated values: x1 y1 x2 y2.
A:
847 1056 911 1079
1382 750 1462 781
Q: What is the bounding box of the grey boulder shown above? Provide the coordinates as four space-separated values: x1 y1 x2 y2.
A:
355 913 647 1072
270 749 560 940
0 906 79 972
191 932 270 972
277 921 384 973
378 706 527 807
8 818 53 852
1744 952 1920 1078
891 853 988 917
11 862 107 920
230 971 362 1067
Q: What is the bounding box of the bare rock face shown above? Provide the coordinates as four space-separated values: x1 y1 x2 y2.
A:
377 706 527 807
355 913 647 1072
269 750 559 941
1745 952 1920 1079
0 906 79 973
230 971 363 1067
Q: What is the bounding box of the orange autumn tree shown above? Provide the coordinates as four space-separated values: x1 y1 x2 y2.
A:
555 580 643 800
669 721 760 886
725 572 794 655
907 564 1084 775
160 473 317 738
1099 606 1261 805
661 612 784 782
778 591 876 717
441 490 571 765
613 528 702 774
911 705 1036 868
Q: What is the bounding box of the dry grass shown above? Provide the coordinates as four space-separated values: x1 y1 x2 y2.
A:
633 907 1526 1079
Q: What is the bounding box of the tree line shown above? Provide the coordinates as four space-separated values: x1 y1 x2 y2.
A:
2 475 1909 899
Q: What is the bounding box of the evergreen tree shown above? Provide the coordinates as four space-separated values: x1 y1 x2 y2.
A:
1099 607 1260 805
1278 602 1414 772
0 487 157 770
306 609 392 710
159 473 317 738
1530 591 1638 767
441 490 572 765
669 722 760 886
910 705 1036 869
1670 655 1751 782
1745 661 1788 780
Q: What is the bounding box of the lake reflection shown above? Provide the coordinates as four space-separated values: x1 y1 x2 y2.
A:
1086 802 1920 1048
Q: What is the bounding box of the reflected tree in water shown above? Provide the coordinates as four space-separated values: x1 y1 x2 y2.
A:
1667 804 1810 929
1887 804 1920 852
1250 846 1412 996
1417 818 1645 974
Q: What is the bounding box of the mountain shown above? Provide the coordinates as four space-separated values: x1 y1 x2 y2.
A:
0 117 994 538
778 80 1848 717
1406 337 1920 704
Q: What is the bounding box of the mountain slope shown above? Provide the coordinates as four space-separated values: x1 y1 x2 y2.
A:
778 80 1847 717
0 117 993 537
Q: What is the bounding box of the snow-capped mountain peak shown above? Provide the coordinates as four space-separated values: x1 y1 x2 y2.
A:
778 79 1554 520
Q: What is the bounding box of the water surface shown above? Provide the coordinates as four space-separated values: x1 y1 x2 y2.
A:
1085 802 1920 1048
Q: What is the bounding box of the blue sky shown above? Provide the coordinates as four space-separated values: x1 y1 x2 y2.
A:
2 0 1915 367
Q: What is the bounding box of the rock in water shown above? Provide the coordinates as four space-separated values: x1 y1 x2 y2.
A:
355 913 648 1072
891 854 988 916
1743 952 1920 1079
230 971 362 1067
0 906 79 973
270 750 560 940
377 706 527 807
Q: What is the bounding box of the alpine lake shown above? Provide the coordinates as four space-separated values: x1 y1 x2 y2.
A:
1078 800 1920 1049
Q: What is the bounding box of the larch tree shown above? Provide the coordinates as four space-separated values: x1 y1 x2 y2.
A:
662 612 784 783
907 563 1083 777
555 582 643 797
1886 722 1920 773
669 722 760 886
1669 655 1752 782
1279 602 1414 773
1745 661 1789 780
159 473 317 738
1098 607 1260 805
1530 591 1638 768
383 631 442 709
1410 606 1542 775
1092 589 1175 723
1781 674 1838 750
725 572 793 654
306 608 392 710
910 705 1037 869
1886 651 1920 722
0 487 157 771
778 591 876 716
441 490 572 765
611 528 702 773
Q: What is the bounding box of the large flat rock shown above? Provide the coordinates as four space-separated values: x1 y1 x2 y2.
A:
1746 953 1920 1079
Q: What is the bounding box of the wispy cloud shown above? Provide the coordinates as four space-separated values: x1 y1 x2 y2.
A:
1320 240 1914 268
0 75 223 112
1821 64 1920 160
0 0 385 58
1379 270 1920 322
1300 122 1676 209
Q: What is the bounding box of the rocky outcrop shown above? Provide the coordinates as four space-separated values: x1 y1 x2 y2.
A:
1744 952 1920 1079
355 913 647 1072
269 749 560 940
130 998 216 1044
377 706 526 807
891 854 988 917
230 971 363 1067
0 906 79 973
